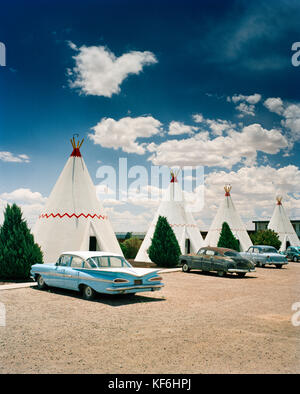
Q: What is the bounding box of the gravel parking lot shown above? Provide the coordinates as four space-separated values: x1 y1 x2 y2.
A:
0 263 299 374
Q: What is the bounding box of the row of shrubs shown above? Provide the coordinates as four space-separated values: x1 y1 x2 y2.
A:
0 204 282 279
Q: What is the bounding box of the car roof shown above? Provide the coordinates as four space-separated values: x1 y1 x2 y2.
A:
200 246 236 253
61 251 123 260
252 245 276 248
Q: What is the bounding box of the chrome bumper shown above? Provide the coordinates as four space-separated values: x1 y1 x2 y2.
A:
228 268 256 273
106 284 164 293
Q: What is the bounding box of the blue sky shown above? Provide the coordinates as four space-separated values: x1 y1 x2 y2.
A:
0 0 300 231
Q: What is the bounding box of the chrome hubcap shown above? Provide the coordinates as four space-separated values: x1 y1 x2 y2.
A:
85 287 92 296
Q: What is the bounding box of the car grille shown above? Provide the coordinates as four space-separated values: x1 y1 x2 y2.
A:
235 259 250 269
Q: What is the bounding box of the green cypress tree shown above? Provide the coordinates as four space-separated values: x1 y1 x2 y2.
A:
148 215 181 267
0 204 43 279
217 221 240 251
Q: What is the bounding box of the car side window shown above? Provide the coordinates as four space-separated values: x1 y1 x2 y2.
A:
197 249 206 255
109 257 123 267
205 250 215 256
71 256 83 268
253 248 259 254
84 258 98 269
248 247 253 253
60 255 72 266
99 257 109 267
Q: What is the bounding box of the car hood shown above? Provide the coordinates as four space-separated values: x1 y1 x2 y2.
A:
230 256 255 268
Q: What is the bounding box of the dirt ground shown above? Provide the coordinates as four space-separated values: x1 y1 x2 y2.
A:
0 263 299 374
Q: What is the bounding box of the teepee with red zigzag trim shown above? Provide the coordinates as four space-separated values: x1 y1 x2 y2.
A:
268 195 300 251
33 137 122 263
135 170 203 263
204 185 252 252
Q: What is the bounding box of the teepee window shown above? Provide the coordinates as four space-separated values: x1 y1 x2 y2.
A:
89 236 97 251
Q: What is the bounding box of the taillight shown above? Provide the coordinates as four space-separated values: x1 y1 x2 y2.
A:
113 278 129 283
149 276 162 282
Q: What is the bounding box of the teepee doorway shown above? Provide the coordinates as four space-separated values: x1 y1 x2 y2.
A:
89 236 97 251
185 238 191 254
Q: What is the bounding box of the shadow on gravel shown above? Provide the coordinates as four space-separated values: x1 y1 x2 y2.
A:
32 286 166 306
256 266 289 270
185 270 257 279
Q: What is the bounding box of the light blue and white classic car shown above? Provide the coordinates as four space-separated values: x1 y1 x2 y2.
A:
30 251 164 300
240 245 288 268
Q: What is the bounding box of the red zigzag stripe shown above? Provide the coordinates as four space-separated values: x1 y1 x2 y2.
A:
39 213 108 220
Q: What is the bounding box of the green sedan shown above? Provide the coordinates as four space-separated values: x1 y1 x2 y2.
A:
180 246 256 278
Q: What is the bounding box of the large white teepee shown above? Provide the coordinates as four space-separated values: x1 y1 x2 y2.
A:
204 185 252 252
268 196 300 251
135 170 203 262
33 137 122 263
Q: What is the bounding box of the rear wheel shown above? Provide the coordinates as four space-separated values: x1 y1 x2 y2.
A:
237 272 246 278
182 263 190 272
82 285 96 300
276 264 282 269
217 271 226 277
293 256 298 262
36 275 47 290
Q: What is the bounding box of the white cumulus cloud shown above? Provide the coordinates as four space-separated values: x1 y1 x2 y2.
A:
89 116 163 155
168 121 198 136
264 97 284 115
68 43 157 97
147 123 288 169
227 93 261 118
0 152 30 163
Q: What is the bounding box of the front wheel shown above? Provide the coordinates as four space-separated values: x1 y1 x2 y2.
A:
82 285 96 300
182 263 190 272
37 275 47 290
237 272 246 278
293 256 298 262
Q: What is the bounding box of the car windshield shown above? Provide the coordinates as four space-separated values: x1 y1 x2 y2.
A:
86 255 132 268
224 251 239 257
260 247 277 253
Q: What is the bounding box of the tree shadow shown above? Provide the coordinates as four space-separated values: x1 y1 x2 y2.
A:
32 285 166 306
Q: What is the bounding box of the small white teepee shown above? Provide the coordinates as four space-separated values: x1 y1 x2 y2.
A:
204 185 252 252
33 137 122 263
135 170 203 263
268 196 300 251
